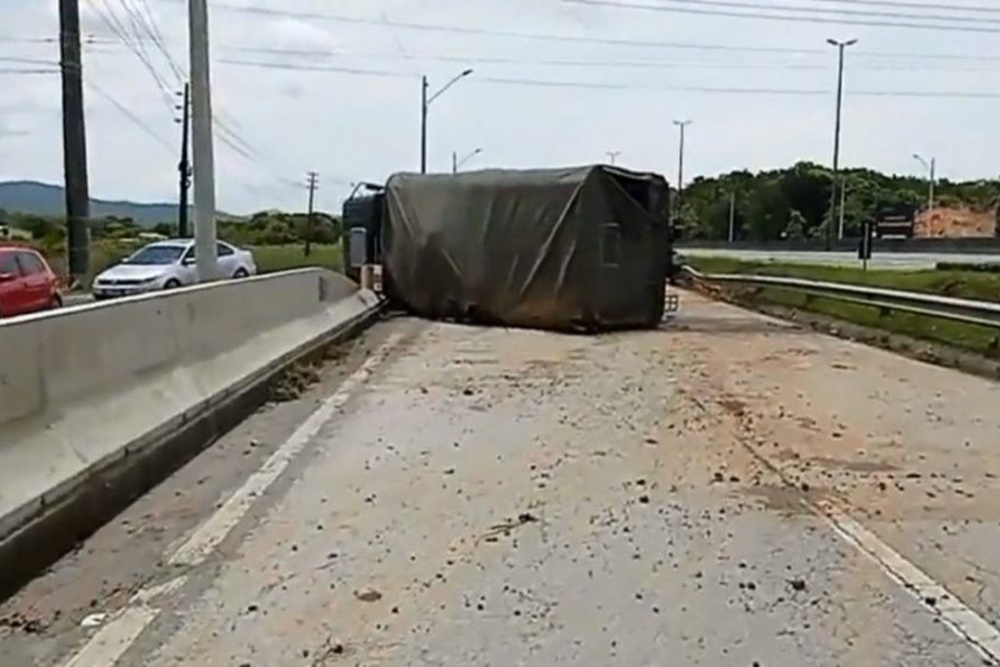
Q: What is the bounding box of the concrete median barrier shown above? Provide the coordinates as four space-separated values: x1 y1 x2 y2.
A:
0 268 384 597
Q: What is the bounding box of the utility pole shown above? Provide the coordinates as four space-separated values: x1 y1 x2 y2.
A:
673 119 691 223
420 76 428 174
452 150 457 174
420 68 473 174
839 178 847 238
913 153 935 216
728 190 736 243
189 0 218 282
59 0 91 282
827 37 857 248
177 82 191 238
304 171 318 257
928 159 936 213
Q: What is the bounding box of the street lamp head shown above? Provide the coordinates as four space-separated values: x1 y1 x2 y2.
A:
461 68 473 77
828 38 858 47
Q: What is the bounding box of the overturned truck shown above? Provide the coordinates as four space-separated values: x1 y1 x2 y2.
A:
346 165 674 333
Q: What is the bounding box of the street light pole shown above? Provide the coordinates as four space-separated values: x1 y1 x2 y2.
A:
673 119 691 222
827 37 857 247
913 153 936 215
453 147 482 173
606 150 620 165
420 68 473 174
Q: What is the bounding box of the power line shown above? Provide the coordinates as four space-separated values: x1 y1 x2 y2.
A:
85 0 177 110
83 76 174 152
106 3 1000 63
230 47 829 70
480 75 1000 97
207 2 825 56
564 0 1000 33
210 117 311 191
793 0 1000 14
82 2 296 191
218 58 412 79
133 0 186 82
0 56 60 66
0 68 60 75
0 35 60 43
208 2 1000 60
638 0 1000 24
216 58 1000 97
113 0 158 76
222 46 1000 72
124 0 185 81
481 75 827 93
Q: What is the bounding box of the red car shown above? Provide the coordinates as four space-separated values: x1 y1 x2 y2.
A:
0 245 63 318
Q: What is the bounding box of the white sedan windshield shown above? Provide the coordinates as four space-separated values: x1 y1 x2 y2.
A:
125 245 186 266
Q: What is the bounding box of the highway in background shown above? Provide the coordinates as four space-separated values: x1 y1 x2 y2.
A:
681 247 1000 270
3 293 997 666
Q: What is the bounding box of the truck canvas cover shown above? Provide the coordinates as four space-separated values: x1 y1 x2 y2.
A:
382 165 671 332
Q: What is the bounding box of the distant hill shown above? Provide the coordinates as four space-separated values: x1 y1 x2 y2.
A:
0 180 193 228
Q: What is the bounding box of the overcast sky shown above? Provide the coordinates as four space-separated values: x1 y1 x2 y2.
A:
1 0 999 213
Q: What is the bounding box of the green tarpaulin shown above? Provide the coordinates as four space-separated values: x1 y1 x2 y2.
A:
382 165 672 332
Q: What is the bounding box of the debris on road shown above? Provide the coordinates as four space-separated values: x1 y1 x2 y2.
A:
79 612 107 628
354 587 382 603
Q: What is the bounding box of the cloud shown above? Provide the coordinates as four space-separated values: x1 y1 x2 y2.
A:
1 0 998 213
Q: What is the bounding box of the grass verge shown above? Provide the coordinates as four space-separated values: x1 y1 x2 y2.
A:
250 243 342 274
684 257 1000 357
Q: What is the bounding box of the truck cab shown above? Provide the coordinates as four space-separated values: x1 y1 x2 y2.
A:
341 190 385 284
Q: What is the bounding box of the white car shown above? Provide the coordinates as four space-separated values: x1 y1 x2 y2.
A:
92 239 257 299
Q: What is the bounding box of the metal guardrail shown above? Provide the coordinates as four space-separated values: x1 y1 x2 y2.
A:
682 265 1000 330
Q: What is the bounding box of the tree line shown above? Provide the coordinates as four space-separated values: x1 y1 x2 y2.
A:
677 161 1000 241
5 161 999 251
0 207 343 254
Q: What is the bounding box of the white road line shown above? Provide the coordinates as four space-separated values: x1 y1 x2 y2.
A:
129 576 188 606
59 334 401 667
816 499 1000 664
61 577 187 667
167 333 404 567
62 608 158 667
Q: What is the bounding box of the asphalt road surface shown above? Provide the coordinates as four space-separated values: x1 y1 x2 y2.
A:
682 247 1000 269
3 292 999 666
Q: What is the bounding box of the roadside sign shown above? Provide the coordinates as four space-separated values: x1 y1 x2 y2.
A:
858 220 874 270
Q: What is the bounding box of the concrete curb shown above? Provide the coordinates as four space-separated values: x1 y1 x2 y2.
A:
0 293 387 600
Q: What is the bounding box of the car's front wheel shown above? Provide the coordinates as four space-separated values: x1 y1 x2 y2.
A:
233 268 249 279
